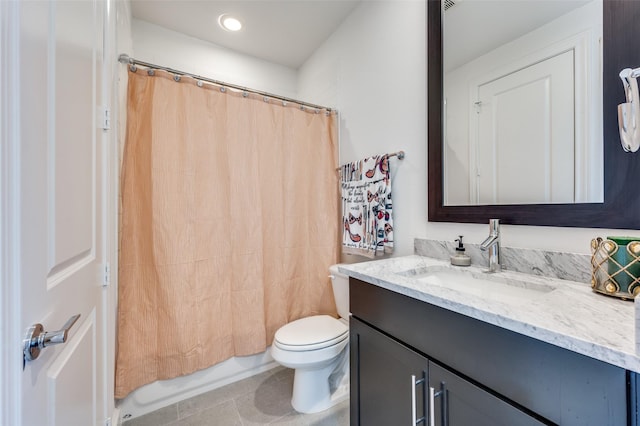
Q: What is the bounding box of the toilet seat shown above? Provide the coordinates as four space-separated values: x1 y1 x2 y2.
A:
274 315 348 352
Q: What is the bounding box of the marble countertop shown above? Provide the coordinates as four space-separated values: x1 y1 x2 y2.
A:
339 255 640 373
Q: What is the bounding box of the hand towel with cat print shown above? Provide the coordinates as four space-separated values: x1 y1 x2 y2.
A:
341 154 394 258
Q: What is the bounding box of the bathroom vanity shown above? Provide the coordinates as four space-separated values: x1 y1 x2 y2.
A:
342 256 640 426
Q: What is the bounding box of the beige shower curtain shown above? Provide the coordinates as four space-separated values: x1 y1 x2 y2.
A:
115 69 340 399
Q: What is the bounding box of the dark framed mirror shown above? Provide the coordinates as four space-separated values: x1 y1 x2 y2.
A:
428 0 640 228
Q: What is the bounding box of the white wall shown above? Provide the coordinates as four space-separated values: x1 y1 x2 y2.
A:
132 19 298 98
299 0 428 258
299 0 640 256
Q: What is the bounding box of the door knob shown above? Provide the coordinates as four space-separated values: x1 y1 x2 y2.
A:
23 314 81 362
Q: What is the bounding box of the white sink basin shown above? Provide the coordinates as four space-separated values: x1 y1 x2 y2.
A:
400 266 557 302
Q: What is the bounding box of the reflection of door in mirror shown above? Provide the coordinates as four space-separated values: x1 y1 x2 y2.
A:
475 51 574 204
443 0 603 206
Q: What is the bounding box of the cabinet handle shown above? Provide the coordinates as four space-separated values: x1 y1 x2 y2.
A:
428 386 435 426
411 374 426 425
442 381 448 426
428 382 447 426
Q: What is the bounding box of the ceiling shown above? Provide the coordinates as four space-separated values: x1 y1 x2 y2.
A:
131 0 361 69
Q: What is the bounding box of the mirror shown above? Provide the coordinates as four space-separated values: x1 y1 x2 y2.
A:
443 0 602 206
428 0 640 228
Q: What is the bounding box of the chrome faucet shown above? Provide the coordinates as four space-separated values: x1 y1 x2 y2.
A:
480 219 501 272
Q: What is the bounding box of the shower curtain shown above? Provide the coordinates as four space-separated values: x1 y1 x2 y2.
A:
115 69 339 399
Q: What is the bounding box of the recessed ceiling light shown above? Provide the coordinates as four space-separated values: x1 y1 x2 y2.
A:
218 14 243 32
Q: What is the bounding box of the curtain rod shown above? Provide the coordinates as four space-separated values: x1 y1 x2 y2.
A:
335 150 405 172
118 54 335 112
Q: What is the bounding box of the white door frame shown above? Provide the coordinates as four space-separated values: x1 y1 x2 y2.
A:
1 0 24 425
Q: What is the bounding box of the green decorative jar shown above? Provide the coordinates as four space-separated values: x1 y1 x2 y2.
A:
591 236 640 300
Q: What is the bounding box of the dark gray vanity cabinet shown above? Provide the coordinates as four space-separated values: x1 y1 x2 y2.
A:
350 316 428 425
349 278 634 426
351 317 546 426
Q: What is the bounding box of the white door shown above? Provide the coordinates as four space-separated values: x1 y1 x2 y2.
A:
474 50 575 205
7 0 108 425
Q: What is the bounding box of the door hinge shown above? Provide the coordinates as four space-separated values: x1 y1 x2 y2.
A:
473 101 482 114
103 263 111 287
98 106 111 130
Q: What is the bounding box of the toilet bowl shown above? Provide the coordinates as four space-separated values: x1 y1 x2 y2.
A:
270 264 350 414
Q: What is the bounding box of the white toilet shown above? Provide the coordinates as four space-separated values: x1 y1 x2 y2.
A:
271 264 350 414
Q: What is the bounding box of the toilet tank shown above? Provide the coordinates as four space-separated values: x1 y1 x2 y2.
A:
329 264 349 320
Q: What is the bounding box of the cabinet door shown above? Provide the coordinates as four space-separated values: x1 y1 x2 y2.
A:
350 318 429 426
429 362 548 426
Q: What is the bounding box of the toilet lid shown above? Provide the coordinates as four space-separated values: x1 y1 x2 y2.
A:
274 315 348 352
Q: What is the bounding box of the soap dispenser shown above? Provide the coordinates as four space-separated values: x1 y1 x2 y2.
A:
450 235 471 267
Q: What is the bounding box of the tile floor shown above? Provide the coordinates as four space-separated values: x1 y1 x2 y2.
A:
122 367 350 426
